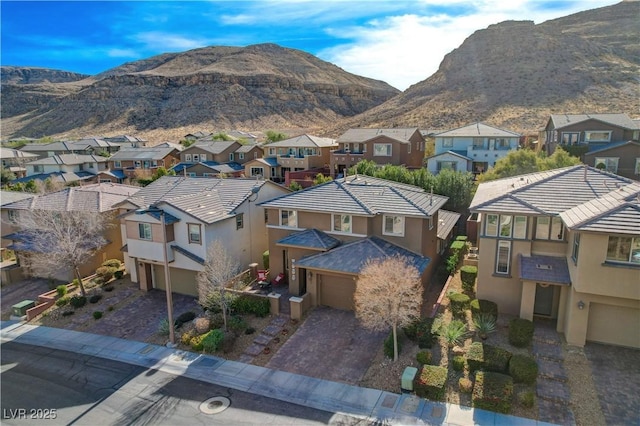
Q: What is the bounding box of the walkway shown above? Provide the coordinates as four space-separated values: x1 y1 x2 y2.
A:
0 321 555 426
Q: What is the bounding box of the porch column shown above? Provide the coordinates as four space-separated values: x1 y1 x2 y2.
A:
519 280 536 321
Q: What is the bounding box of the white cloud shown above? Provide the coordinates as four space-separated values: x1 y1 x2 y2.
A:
107 48 138 58
132 32 211 51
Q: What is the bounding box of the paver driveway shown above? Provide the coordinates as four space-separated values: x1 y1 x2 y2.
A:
266 306 386 385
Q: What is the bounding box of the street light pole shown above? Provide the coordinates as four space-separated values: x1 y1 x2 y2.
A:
160 209 175 346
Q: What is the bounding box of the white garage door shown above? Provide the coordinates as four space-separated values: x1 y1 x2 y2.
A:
587 303 640 348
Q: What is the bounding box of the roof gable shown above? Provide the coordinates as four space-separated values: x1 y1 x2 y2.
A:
336 128 420 144
550 113 638 130
435 122 520 138
265 134 336 148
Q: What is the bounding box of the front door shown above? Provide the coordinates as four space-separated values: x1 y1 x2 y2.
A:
533 283 554 316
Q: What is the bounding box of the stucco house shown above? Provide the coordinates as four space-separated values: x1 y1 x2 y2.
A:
14 153 110 185
20 138 121 159
261 134 336 180
583 140 640 180
330 128 426 177
116 176 290 296
257 175 449 311
469 165 638 348
426 123 521 176
1 147 38 179
108 147 181 181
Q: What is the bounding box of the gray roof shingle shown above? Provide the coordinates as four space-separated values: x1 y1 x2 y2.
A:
265 134 336 148
434 122 520 137
27 154 108 165
276 229 341 251
549 113 639 130
184 141 238 155
518 254 571 285
109 147 177 161
437 210 461 240
336 128 420 144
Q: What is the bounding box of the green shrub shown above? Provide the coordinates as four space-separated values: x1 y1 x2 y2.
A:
508 318 534 348
262 250 270 270
459 377 473 393
55 297 69 307
62 311 74 317
101 259 122 269
452 355 466 371
56 285 68 298
93 311 103 320
232 295 270 317
446 253 460 275
72 278 81 288
89 294 102 304
181 330 195 345
228 315 248 334
114 270 124 280
245 327 256 335
107 306 115 312
158 318 176 336
414 365 448 401
103 285 115 292
175 311 196 328
509 355 538 384
460 265 478 293
202 329 225 353
190 333 207 351
69 295 87 309
95 266 117 282
416 350 432 365
472 371 513 414
450 241 466 251
448 292 470 316
455 236 468 241
437 319 468 348
473 313 497 340
404 317 436 349
517 391 535 408
470 299 498 320
383 331 401 359
467 342 512 373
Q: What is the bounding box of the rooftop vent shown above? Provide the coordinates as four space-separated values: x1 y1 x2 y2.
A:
536 264 552 270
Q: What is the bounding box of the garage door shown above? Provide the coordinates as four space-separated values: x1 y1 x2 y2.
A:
152 265 198 297
319 274 355 310
587 303 640 348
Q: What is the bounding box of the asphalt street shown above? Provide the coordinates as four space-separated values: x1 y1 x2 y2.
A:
0 342 370 426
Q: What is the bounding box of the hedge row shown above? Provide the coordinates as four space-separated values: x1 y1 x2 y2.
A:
472 371 513 414
467 342 513 373
414 365 448 401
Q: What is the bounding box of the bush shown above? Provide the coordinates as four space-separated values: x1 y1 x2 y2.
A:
190 333 207 351
72 278 80 288
195 317 211 334
158 318 176 336
470 299 498 320
209 312 225 329
114 270 124 280
450 240 466 251
56 285 68 298
383 331 402 359
93 311 103 320
220 333 237 354
414 365 448 401
175 311 196 328
452 355 466 372
473 313 497 340
202 329 225 353
467 342 513 373
69 295 87 309
181 330 195 345
404 317 436 349
62 311 74 317
245 327 256 335
448 292 470 317
459 377 473 393
517 391 535 408
102 259 122 269
228 315 248 334
508 318 534 348
107 306 115 312
509 355 538 384
437 319 468 348
103 285 115 292
455 236 468 241
416 350 432 365
472 371 513 414
446 253 460 275
55 297 69 307
460 265 478 293
232 295 270 317
95 266 117 282
89 294 102 304
263 250 270 270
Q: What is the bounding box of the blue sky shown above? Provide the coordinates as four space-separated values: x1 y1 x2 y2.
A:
1 1 619 90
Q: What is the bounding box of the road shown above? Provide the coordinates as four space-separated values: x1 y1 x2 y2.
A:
0 342 370 426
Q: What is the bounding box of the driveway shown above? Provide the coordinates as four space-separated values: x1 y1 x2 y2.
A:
266 306 386 385
1 277 50 320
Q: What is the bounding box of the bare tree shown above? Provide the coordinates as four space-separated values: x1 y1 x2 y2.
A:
12 209 114 296
196 240 241 331
354 256 423 361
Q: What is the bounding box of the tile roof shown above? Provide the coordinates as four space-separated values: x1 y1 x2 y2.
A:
185 141 238 154
336 128 420 144
518 254 571 285
296 236 430 275
434 122 520 137
109 147 177 161
276 229 341 251
171 244 205 264
265 134 336 148
0 147 38 159
470 166 633 215
437 210 461 240
248 157 279 167
426 151 472 161
27 153 108 165
560 182 640 235
12 171 94 184
235 144 261 153
0 191 36 206
122 176 269 224
549 113 638 130
258 175 448 217
584 140 640 155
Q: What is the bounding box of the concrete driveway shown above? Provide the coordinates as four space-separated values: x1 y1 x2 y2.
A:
266 306 387 385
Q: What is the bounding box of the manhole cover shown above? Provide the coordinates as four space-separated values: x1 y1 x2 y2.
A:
199 396 231 414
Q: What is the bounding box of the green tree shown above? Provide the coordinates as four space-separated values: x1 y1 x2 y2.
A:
180 139 195 148
478 148 581 182
312 173 332 186
265 130 288 143
434 169 475 213
349 159 379 177
212 132 233 141
24 180 38 193
539 147 581 171
1 167 16 185
289 181 303 191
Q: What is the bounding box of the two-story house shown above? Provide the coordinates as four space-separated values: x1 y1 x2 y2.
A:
1 147 38 179
469 165 638 348
108 147 181 181
426 123 521 176
257 175 449 311
20 138 121 159
17 153 109 184
117 176 290 296
172 141 253 177
330 128 426 177
584 140 640 180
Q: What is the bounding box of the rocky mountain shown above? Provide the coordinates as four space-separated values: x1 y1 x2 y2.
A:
1 43 398 139
326 1 639 135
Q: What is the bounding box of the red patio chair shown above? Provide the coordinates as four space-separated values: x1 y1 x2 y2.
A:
271 272 286 287
257 269 268 282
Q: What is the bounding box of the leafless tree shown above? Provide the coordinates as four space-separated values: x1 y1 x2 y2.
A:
12 209 114 296
196 240 241 331
354 256 423 361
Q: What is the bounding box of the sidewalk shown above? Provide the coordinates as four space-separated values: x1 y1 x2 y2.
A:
0 321 557 426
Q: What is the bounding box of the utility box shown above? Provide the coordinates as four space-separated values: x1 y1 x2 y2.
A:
12 300 35 317
401 366 418 393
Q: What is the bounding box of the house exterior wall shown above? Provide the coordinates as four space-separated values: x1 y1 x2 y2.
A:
544 118 637 154
425 153 470 174
243 160 280 180
182 143 242 163
234 146 263 165
584 143 640 180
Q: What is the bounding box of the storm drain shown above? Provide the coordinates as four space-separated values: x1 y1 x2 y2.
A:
199 396 231 414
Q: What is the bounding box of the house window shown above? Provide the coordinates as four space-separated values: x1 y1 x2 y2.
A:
585 131 612 143
353 143 360 153
188 223 201 244
99 179 112 183
193 154 200 162
7 210 17 222
280 210 297 228
343 143 350 152
495 138 509 149
236 213 244 230
138 223 152 240
254 152 258 159
114 160 122 168
437 161 457 171
187 172 196 177
535 216 564 240
250 167 264 177
151 160 158 167
203 173 216 177
606 236 640 264
383 215 404 236
185 154 192 162
362 144 367 153
239 153 245 160
408 143 411 154
428 216 434 230
495 241 511 275
485 214 498 237
134 161 141 168
594 157 619 173
200 154 206 161
572 233 580 263
33 165 44 173
499 215 512 237
442 138 453 148
373 144 392 156
513 216 527 239
472 138 485 150
229 153 234 161
561 132 580 145
143 161 150 169
269 148 276 156
332 214 352 233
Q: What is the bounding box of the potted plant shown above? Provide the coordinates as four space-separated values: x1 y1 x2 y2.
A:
473 313 497 340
